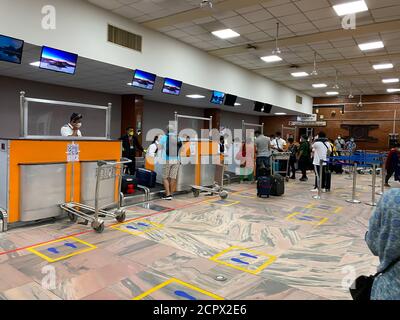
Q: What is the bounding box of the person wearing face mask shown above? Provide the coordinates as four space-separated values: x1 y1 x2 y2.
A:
61 113 83 137
384 143 400 187
334 134 346 156
121 127 144 175
345 137 357 154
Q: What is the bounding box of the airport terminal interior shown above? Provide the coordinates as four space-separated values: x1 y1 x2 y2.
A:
0 0 400 301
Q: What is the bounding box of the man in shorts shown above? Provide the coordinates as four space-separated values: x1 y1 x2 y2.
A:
159 124 183 200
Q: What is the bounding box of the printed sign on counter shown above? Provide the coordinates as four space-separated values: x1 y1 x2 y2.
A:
67 143 80 162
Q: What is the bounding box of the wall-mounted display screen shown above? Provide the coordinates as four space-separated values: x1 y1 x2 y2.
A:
39 46 78 75
162 78 182 95
224 94 237 106
210 91 225 105
132 69 157 90
0 34 24 64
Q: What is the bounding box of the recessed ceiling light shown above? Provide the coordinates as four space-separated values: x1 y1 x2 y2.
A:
358 41 384 51
274 113 287 115
30 61 40 67
211 29 240 39
387 88 400 93
373 63 393 70
382 78 399 84
291 72 309 77
326 91 339 95
312 83 327 88
333 0 368 16
234 103 241 106
261 55 282 63
186 94 205 99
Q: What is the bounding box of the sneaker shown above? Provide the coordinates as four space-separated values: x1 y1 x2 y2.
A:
384 183 391 188
322 189 327 193
290 176 296 180
310 188 319 192
299 177 307 182
162 195 172 200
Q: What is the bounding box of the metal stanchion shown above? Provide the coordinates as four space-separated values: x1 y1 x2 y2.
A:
366 164 377 206
376 156 386 196
346 162 362 204
313 160 323 200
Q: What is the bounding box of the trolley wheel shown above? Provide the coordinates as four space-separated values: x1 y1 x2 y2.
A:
67 212 78 223
92 221 105 233
116 211 126 223
193 189 200 198
285 177 290 182
219 191 229 200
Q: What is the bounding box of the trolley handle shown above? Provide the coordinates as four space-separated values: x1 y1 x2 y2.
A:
97 158 132 166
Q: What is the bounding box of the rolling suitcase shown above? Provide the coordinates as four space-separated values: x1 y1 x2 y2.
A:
271 174 285 196
136 168 157 188
257 176 272 198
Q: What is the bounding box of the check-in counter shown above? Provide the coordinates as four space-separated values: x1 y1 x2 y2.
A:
0 139 121 228
152 140 219 191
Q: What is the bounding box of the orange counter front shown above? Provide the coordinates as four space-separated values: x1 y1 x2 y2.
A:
0 139 121 225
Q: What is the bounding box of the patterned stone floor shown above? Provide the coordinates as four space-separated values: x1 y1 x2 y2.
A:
1 172 398 300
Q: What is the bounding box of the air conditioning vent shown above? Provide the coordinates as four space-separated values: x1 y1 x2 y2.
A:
296 95 303 104
108 25 142 52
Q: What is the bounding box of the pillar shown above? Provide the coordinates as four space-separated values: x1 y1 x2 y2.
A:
121 95 144 156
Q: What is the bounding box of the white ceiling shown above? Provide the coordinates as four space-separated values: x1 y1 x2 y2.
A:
87 0 400 97
0 43 299 116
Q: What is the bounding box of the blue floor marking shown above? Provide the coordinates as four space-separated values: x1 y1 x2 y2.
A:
137 222 149 227
64 243 78 249
175 290 197 300
127 226 138 230
231 258 250 265
47 248 59 254
240 253 258 259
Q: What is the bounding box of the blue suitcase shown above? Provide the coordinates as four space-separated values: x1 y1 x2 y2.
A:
257 176 272 198
136 168 157 188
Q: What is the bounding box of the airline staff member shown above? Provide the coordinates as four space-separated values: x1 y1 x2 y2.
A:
61 113 83 137
121 127 144 175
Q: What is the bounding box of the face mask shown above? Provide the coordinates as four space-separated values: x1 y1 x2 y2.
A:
128 131 134 136
75 123 82 129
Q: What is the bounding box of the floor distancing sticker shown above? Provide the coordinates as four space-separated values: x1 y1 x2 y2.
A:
26 236 97 263
234 192 257 199
306 203 342 214
206 199 240 207
210 246 276 274
111 219 163 236
133 278 224 300
286 212 329 226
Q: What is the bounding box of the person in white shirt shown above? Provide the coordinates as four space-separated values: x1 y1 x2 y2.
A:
271 131 287 152
61 113 83 137
311 131 332 192
147 136 159 158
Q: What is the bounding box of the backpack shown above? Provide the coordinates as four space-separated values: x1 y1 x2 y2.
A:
166 134 183 157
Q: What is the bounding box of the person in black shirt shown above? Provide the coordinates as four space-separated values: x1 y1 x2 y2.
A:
120 127 144 175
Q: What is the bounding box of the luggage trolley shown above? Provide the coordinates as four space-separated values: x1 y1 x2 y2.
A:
60 158 132 233
191 164 229 200
271 152 291 182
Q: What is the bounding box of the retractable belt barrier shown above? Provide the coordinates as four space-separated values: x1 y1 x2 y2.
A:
313 151 387 205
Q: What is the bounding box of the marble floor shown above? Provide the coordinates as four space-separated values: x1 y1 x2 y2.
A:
1 172 397 300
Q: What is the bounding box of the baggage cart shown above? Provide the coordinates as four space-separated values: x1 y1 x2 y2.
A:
60 158 131 233
191 164 228 200
271 152 291 182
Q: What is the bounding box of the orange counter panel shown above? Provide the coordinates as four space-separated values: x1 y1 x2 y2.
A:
8 140 121 223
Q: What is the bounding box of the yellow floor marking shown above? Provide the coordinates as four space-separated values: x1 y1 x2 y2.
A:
286 212 329 226
133 278 224 300
26 236 97 263
210 246 276 275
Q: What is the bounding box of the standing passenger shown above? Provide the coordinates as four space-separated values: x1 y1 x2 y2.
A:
254 130 271 179
121 127 144 175
385 144 400 187
287 137 299 179
298 135 311 181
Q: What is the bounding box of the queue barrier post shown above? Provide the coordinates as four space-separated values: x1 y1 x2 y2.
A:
346 162 362 204
366 164 377 207
376 155 386 196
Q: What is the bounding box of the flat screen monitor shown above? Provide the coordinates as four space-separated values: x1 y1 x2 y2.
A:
254 101 264 112
210 91 225 105
0 34 24 64
224 94 237 106
162 78 183 96
132 69 157 90
39 46 78 75
263 104 273 114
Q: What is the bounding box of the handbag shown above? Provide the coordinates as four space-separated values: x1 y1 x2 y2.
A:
350 256 400 300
